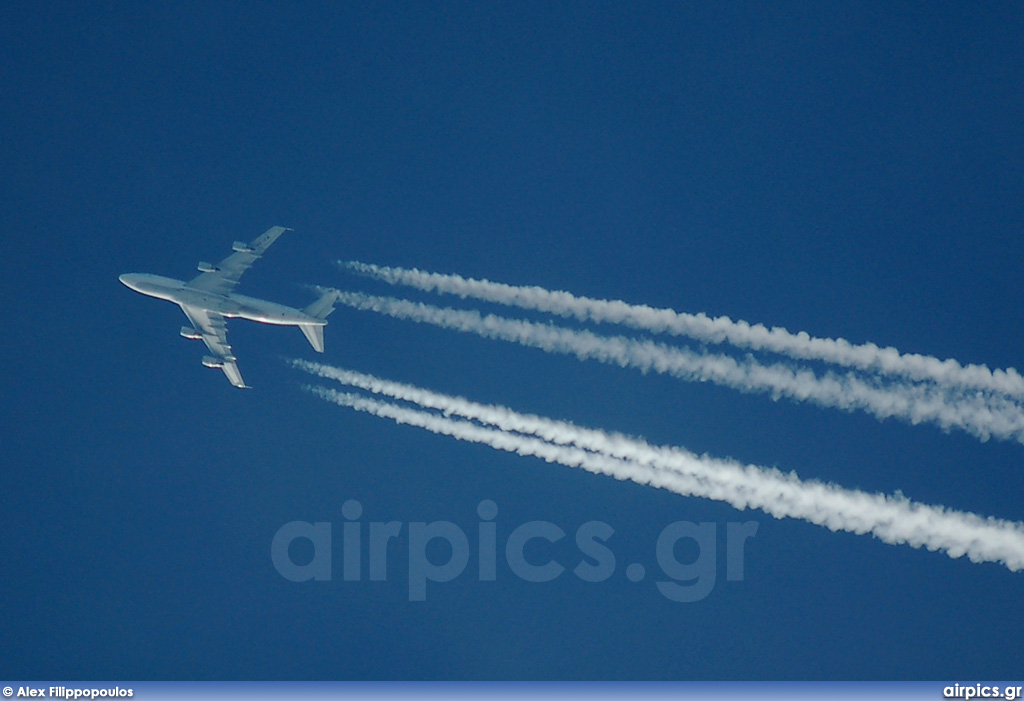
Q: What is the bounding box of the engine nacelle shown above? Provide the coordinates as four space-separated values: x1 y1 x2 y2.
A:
202 356 224 369
180 326 203 340
197 261 219 273
232 240 255 253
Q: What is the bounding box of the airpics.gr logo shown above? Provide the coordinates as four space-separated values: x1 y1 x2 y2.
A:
271 499 758 601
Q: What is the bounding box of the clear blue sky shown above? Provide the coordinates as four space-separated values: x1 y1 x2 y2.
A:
2 2 1023 680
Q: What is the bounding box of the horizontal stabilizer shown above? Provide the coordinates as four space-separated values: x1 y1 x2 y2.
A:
304 290 339 320
300 323 325 353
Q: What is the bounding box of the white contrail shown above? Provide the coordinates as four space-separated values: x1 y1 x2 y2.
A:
322 289 1024 443
302 375 1024 572
341 260 1024 399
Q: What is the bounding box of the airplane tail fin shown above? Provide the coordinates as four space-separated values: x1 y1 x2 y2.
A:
300 290 339 353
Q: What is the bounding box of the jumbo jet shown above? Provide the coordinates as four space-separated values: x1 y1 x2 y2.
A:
119 226 337 388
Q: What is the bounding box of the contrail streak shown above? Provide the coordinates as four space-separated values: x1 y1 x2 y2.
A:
341 260 1024 399
323 289 1024 443
300 369 1024 572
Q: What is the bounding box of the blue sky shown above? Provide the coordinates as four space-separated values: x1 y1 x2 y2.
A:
2 2 1023 680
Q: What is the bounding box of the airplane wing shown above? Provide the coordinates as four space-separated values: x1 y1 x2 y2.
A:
188 225 290 296
180 304 248 388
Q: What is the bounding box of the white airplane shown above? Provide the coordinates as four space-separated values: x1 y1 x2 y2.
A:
119 226 337 388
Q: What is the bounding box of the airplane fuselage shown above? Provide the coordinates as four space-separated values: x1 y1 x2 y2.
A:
119 273 325 327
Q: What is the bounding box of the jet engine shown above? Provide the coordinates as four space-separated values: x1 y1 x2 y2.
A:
180 326 203 340
197 261 219 273
201 356 224 369
232 241 255 253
